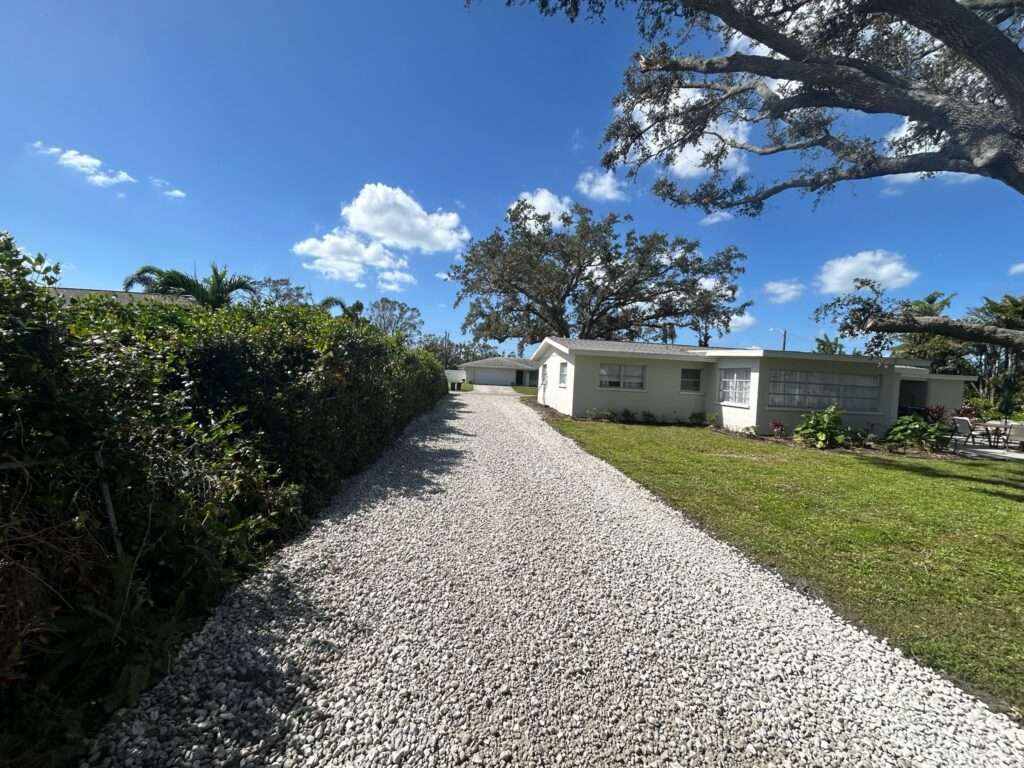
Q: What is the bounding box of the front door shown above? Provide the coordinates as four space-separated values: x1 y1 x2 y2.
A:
515 370 524 386
898 380 928 416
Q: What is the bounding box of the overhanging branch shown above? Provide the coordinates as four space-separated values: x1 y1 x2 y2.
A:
865 314 1024 352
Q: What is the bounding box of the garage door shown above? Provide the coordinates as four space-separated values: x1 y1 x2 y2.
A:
469 367 517 386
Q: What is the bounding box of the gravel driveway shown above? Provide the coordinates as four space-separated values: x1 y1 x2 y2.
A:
86 392 1024 768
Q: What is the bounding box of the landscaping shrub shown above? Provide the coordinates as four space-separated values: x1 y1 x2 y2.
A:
0 234 447 767
792 405 846 449
883 415 952 452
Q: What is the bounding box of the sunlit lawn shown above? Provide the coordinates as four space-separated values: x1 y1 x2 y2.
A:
553 418 1024 717
513 385 537 397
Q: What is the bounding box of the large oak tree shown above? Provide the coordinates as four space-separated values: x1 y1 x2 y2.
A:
511 0 1024 351
450 201 750 350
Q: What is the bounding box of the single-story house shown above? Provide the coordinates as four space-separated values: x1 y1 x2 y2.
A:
532 337 974 435
459 357 540 386
48 287 196 305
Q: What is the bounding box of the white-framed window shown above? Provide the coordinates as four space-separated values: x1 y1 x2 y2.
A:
599 363 645 390
767 369 882 413
680 368 702 393
540 364 547 385
719 368 751 406
558 361 568 386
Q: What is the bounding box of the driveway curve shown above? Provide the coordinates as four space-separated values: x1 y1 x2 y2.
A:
86 392 1024 768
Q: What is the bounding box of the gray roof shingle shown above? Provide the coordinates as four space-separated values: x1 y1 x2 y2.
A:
458 357 540 370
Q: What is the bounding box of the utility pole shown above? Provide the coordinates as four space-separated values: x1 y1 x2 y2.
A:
782 329 788 351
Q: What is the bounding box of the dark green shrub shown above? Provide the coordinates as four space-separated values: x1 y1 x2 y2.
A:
883 415 951 452
793 405 846 449
0 233 447 766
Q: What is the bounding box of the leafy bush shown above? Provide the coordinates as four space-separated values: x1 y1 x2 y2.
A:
0 233 447 766
792 405 846 449
924 404 947 423
883 415 952 452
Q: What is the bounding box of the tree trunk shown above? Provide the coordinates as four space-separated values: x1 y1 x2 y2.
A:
865 315 1024 352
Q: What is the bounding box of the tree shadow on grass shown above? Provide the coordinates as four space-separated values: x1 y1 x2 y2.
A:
854 454 1024 503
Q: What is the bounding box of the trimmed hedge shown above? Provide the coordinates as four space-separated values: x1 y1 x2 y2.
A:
0 234 447 766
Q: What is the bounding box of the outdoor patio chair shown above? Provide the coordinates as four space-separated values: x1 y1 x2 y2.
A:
951 416 989 448
990 421 1024 451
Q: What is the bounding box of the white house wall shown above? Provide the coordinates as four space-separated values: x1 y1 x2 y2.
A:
569 356 713 422
537 348 575 415
711 359 761 432
924 378 968 416
755 358 902 436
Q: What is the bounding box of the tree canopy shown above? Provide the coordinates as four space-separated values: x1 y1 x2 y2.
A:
418 334 502 368
519 0 1024 213
123 264 256 309
366 298 424 340
451 201 750 349
514 0 1024 352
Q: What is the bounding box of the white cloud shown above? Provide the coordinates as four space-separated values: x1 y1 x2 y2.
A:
514 188 573 225
574 168 627 202
293 228 404 283
164 189 187 199
699 210 734 226
1010 263 1024 276
152 177 186 198
377 270 417 292
435 272 450 281
85 170 136 187
816 250 918 294
57 150 103 174
295 183 468 288
35 144 137 190
150 177 169 189
730 314 756 331
32 140 61 156
341 183 469 253
763 279 805 304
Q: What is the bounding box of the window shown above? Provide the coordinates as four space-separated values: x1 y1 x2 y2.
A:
558 362 568 386
719 368 751 406
767 369 881 413
680 368 702 393
540 365 547 385
599 363 645 390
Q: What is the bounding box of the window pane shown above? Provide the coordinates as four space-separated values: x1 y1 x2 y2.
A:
599 364 620 388
719 368 751 405
559 362 567 385
766 369 880 412
680 368 702 392
622 365 645 389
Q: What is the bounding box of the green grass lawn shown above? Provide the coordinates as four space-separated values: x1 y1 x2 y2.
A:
459 382 473 392
513 385 537 397
552 418 1024 717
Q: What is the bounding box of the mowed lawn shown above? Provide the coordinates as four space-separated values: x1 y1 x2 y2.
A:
552 419 1024 717
513 385 537 397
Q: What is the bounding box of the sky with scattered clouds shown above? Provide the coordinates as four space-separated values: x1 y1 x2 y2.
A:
3 1 1022 353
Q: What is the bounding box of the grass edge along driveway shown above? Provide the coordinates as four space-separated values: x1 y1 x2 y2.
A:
552 417 1024 719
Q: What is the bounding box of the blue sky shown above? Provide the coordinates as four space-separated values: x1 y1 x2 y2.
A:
3 1 1021 353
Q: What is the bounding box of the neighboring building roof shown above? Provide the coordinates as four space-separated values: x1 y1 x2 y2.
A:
48 287 197 305
459 356 540 370
532 336 931 370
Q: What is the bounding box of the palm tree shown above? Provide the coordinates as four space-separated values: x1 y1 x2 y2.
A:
319 296 364 321
123 264 256 309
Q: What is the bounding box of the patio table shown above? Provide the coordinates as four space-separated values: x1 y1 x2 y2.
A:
981 420 1022 449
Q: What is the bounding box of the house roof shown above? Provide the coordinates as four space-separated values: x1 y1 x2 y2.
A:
532 336 931 369
459 356 540 370
48 287 196 305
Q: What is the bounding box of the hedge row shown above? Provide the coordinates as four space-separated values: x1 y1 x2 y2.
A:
0 235 448 766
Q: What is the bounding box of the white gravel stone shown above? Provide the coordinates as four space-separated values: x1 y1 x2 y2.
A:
84 392 1024 767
